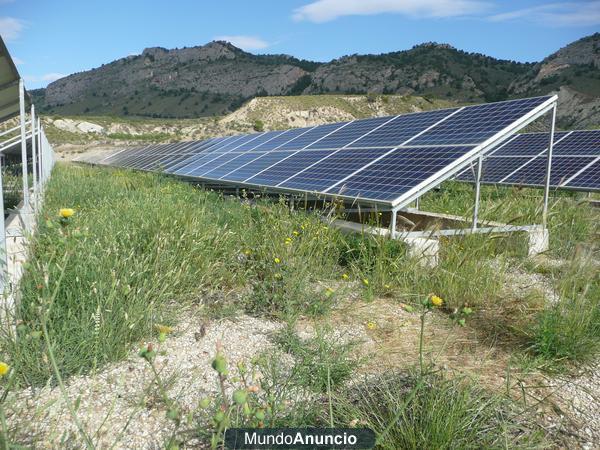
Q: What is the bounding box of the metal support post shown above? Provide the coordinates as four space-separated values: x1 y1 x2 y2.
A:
0 156 6 294
37 118 43 186
472 155 483 230
19 79 30 210
31 105 38 211
390 209 397 239
415 197 420 210
542 104 557 229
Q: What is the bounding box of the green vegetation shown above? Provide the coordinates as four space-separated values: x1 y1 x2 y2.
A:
0 163 597 447
334 371 544 449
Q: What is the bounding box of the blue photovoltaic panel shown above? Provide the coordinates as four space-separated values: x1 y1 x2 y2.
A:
168 137 237 173
276 122 349 150
247 130 290 151
200 152 265 179
331 146 472 201
233 131 278 151
460 156 536 183
553 130 600 156
457 130 599 191
568 159 600 190
348 108 457 148
504 156 596 187
251 127 308 151
411 97 549 145
306 116 393 149
82 95 559 204
280 147 391 191
492 133 552 156
208 134 253 153
246 149 334 186
222 151 296 182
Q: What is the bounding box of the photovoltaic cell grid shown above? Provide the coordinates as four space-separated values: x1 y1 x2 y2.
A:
456 130 600 191
79 96 556 205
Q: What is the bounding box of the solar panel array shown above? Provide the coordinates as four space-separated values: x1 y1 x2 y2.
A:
78 95 556 207
456 129 600 192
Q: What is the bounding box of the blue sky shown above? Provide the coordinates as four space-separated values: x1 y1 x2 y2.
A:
1 0 599 89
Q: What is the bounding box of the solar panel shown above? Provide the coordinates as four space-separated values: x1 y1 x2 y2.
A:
456 129 599 191
568 158 600 190
410 97 550 145
329 146 473 201
80 95 558 206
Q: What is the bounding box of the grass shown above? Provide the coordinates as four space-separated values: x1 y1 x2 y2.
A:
1 164 347 384
273 324 362 392
528 256 600 365
334 371 545 449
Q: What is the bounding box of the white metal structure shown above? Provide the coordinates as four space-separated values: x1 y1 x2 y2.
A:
0 36 55 294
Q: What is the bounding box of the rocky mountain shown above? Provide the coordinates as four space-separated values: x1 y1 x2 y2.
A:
31 33 600 127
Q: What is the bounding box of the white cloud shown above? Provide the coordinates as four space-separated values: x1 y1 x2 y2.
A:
489 2 600 27
24 73 66 84
292 0 489 23
0 16 25 41
213 35 271 50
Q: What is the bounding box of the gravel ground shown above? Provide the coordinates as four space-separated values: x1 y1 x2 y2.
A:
543 362 600 449
9 313 282 449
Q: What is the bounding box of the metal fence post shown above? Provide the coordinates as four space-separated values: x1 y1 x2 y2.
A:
0 153 6 294
31 105 38 211
19 79 30 214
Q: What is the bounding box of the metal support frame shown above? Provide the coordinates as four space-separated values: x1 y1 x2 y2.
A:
31 105 38 211
542 104 557 229
390 208 397 239
472 155 483 230
0 139 5 293
18 79 30 210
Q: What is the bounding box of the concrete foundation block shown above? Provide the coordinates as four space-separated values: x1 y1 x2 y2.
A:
403 236 439 267
528 226 549 257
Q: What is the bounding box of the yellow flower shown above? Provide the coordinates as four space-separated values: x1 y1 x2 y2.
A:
362 278 369 286
156 324 174 334
325 287 335 297
430 295 443 307
285 237 293 245
366 321 377 330
243 249 251 256
292 231 299 236
384 284 391 289
59 208 75 218
342 273 349 280
274 257 281 264
0 362 9 377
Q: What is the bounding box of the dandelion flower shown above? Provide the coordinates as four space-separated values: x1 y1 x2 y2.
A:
156 324 174 334
274 257 281 264
292 231 299 236
59 208 75 218
362 278 369 286
325 287 335 297
0 362 9 376
430 295 443 307
366 321 377 330
243 249 251 256
285 237 293 245
342 273 349 280
384 284 391 289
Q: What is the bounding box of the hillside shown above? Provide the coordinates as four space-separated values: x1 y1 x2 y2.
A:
31 34 600 127
41 94 452 158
